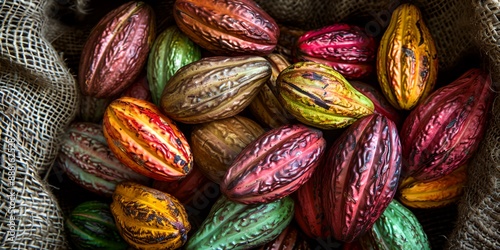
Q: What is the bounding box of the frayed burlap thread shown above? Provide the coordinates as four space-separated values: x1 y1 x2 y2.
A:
0 0 79 248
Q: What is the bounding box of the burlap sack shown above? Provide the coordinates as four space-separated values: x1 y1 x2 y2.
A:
1 0 498 249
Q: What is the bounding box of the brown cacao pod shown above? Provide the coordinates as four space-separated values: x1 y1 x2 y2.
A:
103 96 193 181
258 224 311 250
173 0 279 55
221 123 326 204
400 68 494 181
277 61 374 130
58 122 149 197
249 53 295 128
79 1 155 98
77 95 113 123
190 115 265 184
160 55 271 124
377 3 438 110
321 114 402 242
295 23 377 80
111 182 191 249
398 165 467 209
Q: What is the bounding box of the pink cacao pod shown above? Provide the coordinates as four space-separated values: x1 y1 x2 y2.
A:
400 68 494 181
221 123 326 204
294 23 377 79
321 114 402 242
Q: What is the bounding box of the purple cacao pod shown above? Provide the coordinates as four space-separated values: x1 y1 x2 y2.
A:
294 23 377 79
321 114 402 242
221 124 326 204
400 68 494 181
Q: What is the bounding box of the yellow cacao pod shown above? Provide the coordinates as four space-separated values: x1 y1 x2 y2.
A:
398 165 467 209
377 3 438 110
111 182 191 249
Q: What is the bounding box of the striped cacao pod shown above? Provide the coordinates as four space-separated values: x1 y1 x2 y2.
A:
190 115 265 184
377 3 438 110
103 97 193 181
321 114 402 242
58 122 149 197
147 25 201 105
185 195 294 250
160 55 271 124
359 200 431 250
111 182 191 249
401 68 494 181
398 165 467 209
277 61 374 129
79 1 155 98
173 0 279 55
295 23 377 80
221 124 326 204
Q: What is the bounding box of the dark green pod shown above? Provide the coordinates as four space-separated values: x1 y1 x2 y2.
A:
360 200 430 250
65 201 128 250
147 25 201 105
185 195 294 250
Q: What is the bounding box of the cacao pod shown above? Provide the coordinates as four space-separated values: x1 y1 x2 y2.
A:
79 1 155 98
377 3 438 110
147 25 201 105
185 195 294 250
295 23 377 80
173 0 279 55
257 224 311 250
277 61 374 129
58 122 149 197
249 53 296 128
359 200 431 250
400 68 493 181
103 96 193 181
111 182 191 249
190 115 265 184
398 164 467 209
77 95 112 123
221 123 326 204
120 70 152 101
321 114 402 242
160 55 271 124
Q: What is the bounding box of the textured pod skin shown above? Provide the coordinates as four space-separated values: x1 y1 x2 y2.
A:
258 224 311 250
185 195 294 250
160 55 271 124
66 201 127 250
152 165 211 205
398 165 467 209
120 71 152 101
321 114 402 242
277 61 374 129
351 81 402 127
377 3 438 110
111 182 191 250
147 25 201 105
103 97 193 181
58 122 149 197
249 53 296 128
221 124 326 204
359 200 431 250
190 115 265 184
79 1 155 98
295 23 377 80
77 95 113 123
173 0 279 55
401 68 493 181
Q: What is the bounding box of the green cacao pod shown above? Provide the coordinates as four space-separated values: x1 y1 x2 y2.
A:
147 25 201 105
185 195 294 250
277 61 374 129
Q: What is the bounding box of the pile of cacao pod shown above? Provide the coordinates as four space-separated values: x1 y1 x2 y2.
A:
55 0 495 249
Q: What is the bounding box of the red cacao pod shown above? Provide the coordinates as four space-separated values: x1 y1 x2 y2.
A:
400 68 494 181
321 114 402 242
295 24 377 79
103 96 193 181
221 124 326 204
120 71 152 101
173 0 279 55
79 1 155 98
